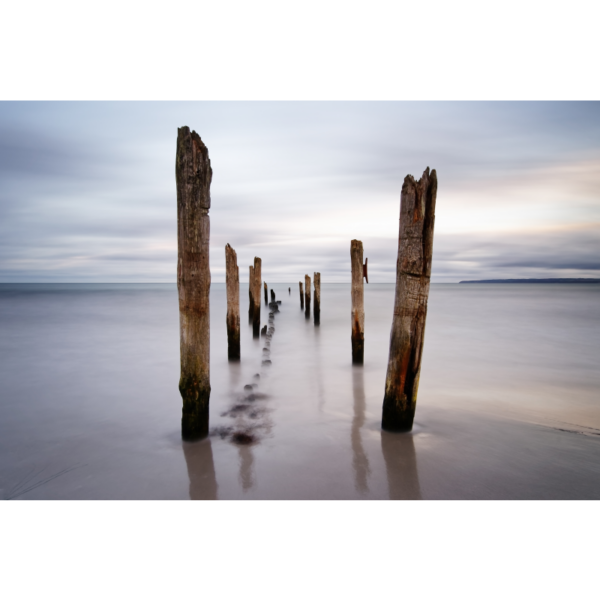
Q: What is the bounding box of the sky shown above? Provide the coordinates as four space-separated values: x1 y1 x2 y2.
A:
1 101 599 283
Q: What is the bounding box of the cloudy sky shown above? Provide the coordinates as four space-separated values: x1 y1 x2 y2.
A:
1 101 599 283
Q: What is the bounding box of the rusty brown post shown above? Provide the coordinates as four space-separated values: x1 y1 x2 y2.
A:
382 167 437 432
314 272 321 325
304 274 311 319
299 281 304 309
351 240 365 364
176 126 212 440
252 257 261 338
264 281 268 305
225 243 240 361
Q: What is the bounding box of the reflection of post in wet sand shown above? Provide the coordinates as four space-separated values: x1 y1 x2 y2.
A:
351 367 370 493
314 324 325 412
228 360 242 392
238 445 255 491
182 438 218 500
380 431 422 500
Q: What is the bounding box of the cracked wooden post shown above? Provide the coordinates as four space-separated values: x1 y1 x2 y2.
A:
351 240 365 364
252 257 262 338
382 167 437 432
225 243 240 361
314 272 321 325
248 265 254 324
304 274 311 319
299 281 304 309
176 126 212 441
264 282 268 305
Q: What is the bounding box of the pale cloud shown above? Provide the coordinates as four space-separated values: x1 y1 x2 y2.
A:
437 157 600 234
0 102 599 282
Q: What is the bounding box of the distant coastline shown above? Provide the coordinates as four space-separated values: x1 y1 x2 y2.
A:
459 278 600 284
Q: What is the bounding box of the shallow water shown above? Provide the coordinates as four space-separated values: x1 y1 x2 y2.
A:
1 282 599 500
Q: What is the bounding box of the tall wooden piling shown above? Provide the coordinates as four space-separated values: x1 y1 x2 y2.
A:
299 281 304 309
252 257 262 338
176 126 212 441
382 168 437 432
264 282 268 305
248 266 255 324
305 274 311 319
314 272 321 325
225 243 240 361
351 240 365 364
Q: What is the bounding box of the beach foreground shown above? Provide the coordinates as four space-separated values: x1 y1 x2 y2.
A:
1 283 599 500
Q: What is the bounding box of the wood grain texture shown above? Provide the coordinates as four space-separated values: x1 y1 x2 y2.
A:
225 243 240 361
351 240 364 364
304 274 311 319
176 126 212 440
314 272 321 325
382 167 437 432
252 257 262 338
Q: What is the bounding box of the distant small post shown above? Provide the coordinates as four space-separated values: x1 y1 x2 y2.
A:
299 281 304 309
305 274 311 319
176 126 212 440
351 240 365 364
270 289 276 302
382 168 437 432
314 272 321 325
264 282 268 305
225 244 240 361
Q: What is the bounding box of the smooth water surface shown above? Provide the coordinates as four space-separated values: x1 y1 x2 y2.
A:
1 283 599 500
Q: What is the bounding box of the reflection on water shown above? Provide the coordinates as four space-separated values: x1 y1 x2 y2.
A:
351 367 370 494
380 431 422 500
314 324 325 413
238 445 255 491
228 360 242 390
182 438 218 500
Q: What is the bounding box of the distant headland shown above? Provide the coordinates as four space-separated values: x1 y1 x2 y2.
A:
459 278 600 284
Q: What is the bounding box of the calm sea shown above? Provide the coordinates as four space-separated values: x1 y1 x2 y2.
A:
1 282 599 499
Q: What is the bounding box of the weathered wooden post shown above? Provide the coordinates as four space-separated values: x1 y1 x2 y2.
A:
264 282 268 305
299 281 304 309
225 243 240 361
248 266 255 324
176 126 212 441
304 274 311 319
270 289 276 302
314 272 321 325
382 167 437 432
252 257 262 338
351 240 365 364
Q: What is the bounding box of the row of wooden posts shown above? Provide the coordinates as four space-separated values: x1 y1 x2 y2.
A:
298 273 320 324
176 126 437 442
225 246 324 360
